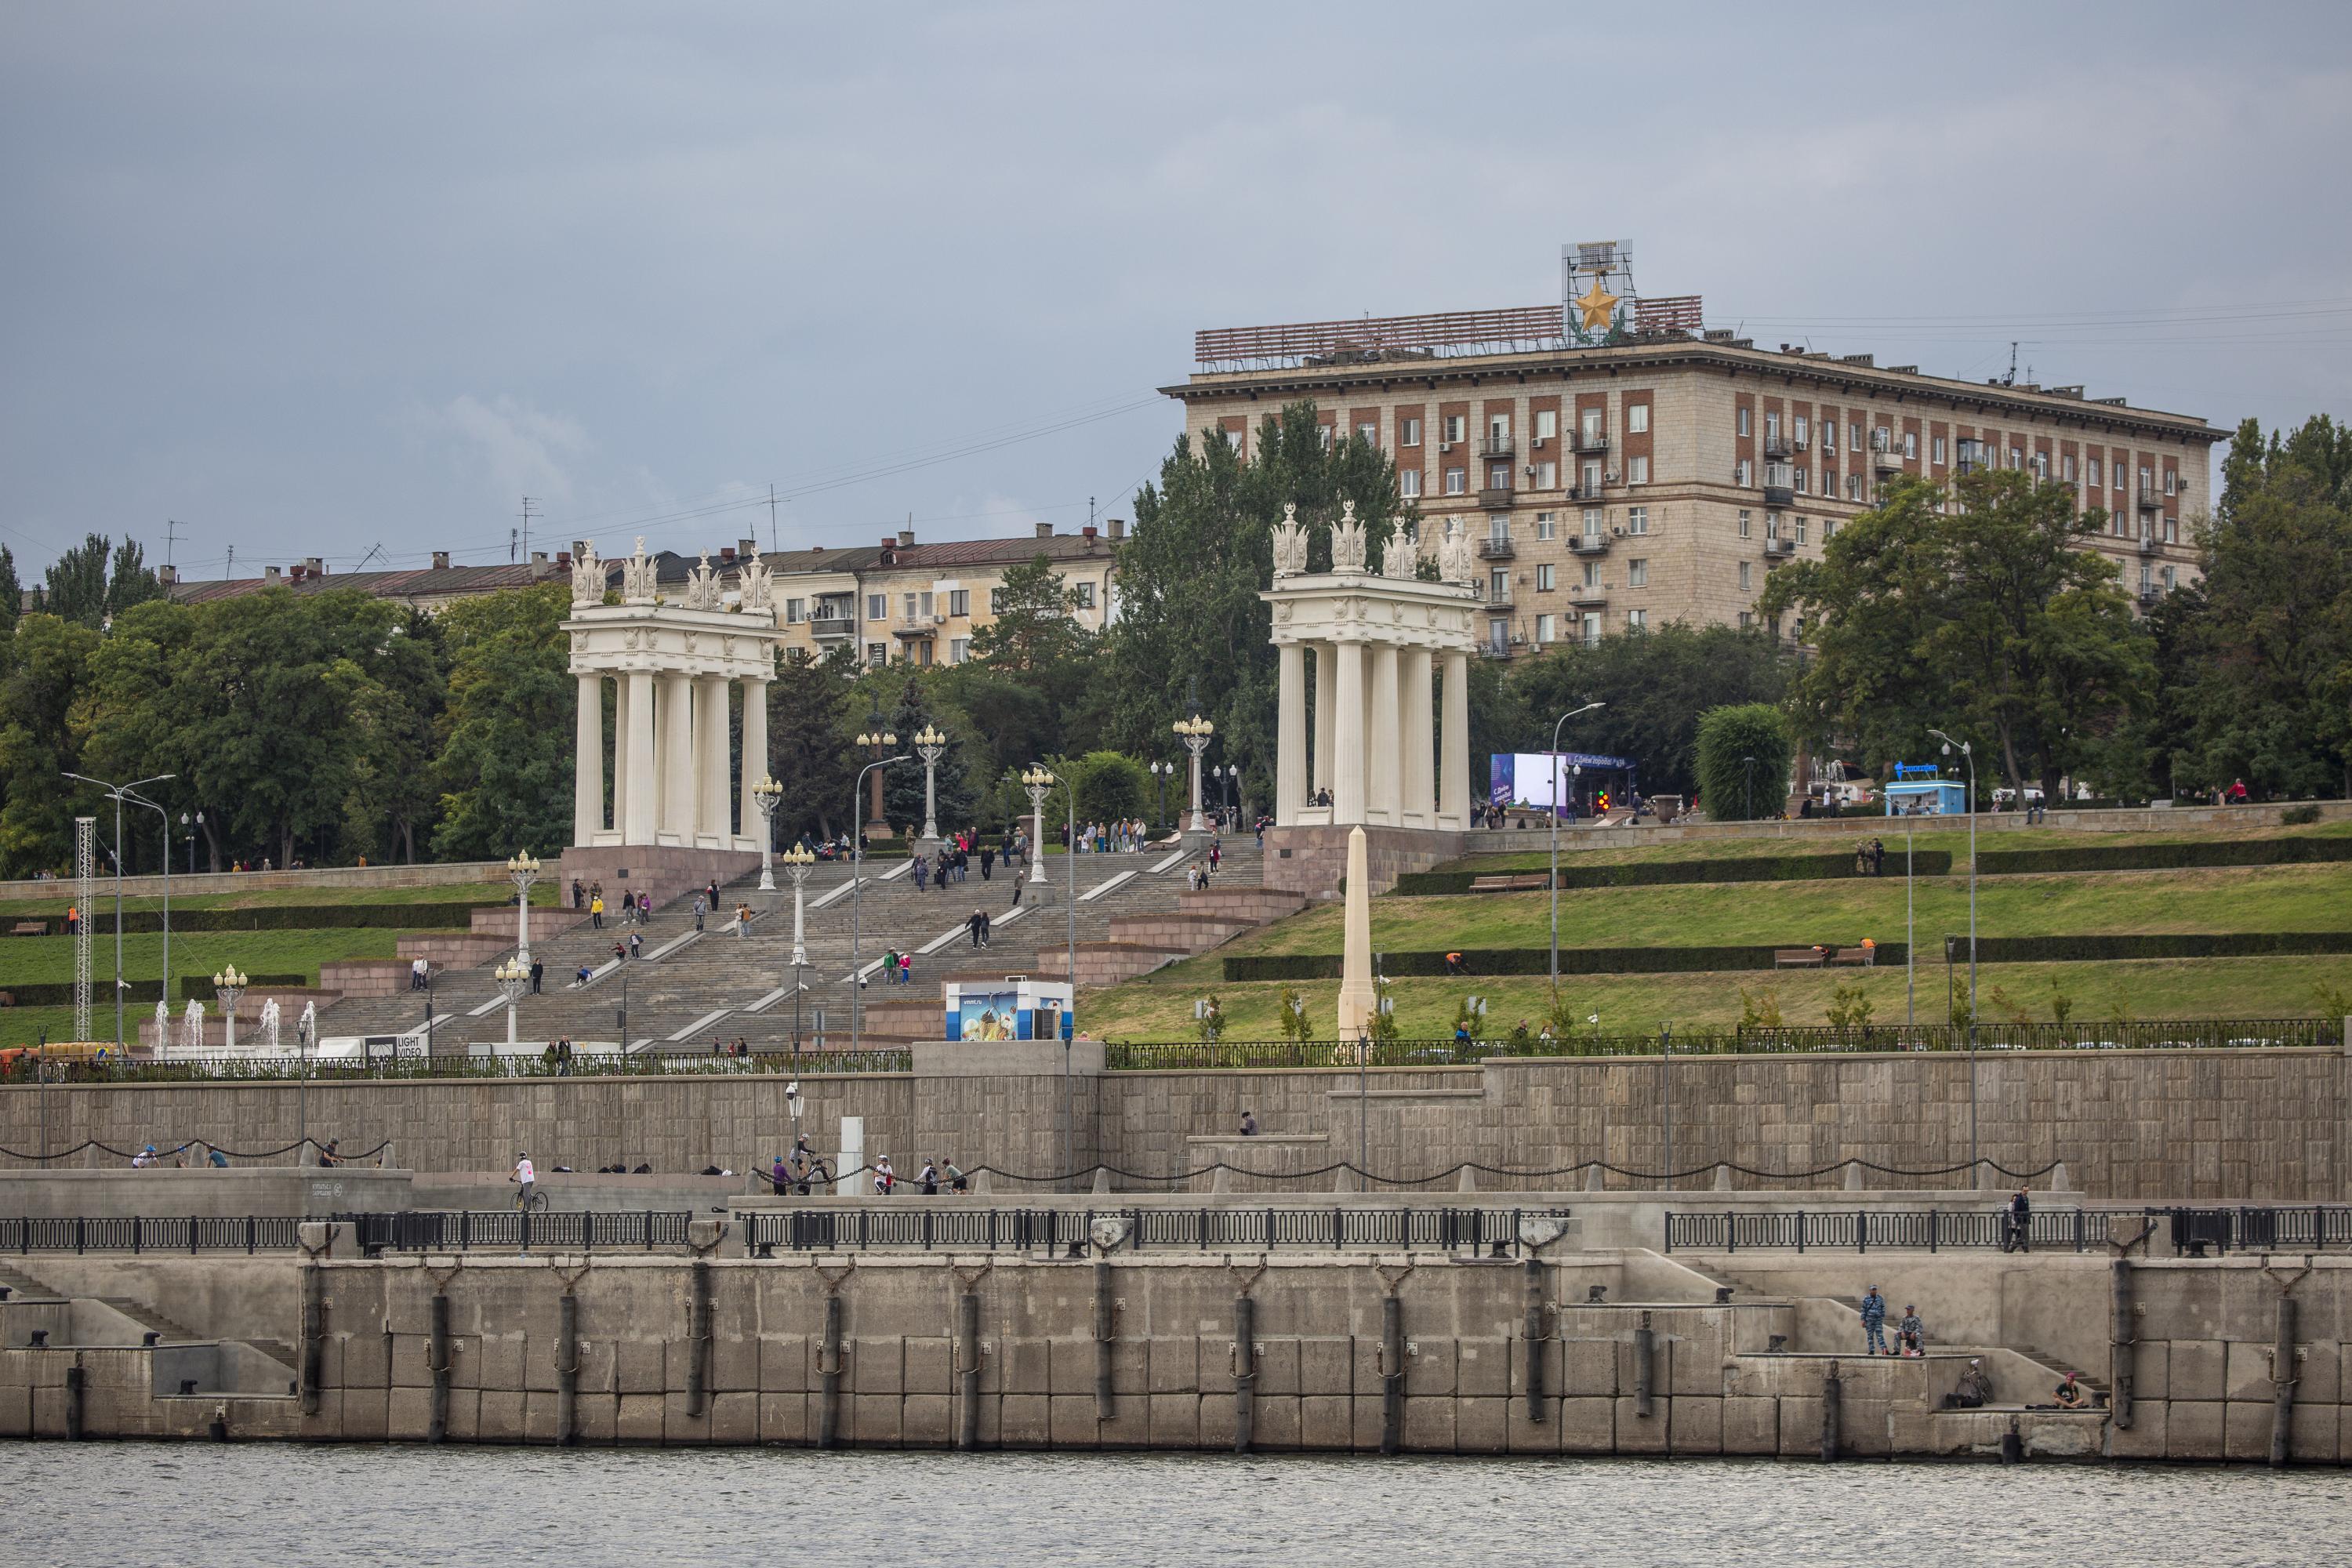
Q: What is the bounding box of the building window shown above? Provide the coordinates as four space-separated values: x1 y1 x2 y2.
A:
1488 414 1511 443
2009 446 2023 470
1582 612 1602 648
1737 407 1751 437
866 642 887 669
1628 558 1648 587
1793 416 1808 447
2161 565 2176 590
1582 459 1603 493
1399 470 1421 498
1934 437 1949 465
1536 563 1555 591
2088 456 2103 488
1737 509 1751 539
1489 463 1512 489
1627 609 1648 630
902 593 918 621
1823 519 1838 541
2165 469 2178 496
784 597 806 624
989 586 1006 615
1626 506 1648 535
1739 561 1752 590
1739 610 1754 629
1735 459 1753 487
1795 468 1809 494
1534 613 1555 645
1444 468 1466 495
1534 460 1558 489
1822 422 1837 453
2165 517 2179 544
1316 425 1333 451
866 593 886 622
1443 415 1465 444
1401 417 1421 446
1628 455 1650 485
1534 409 1558 440
921 590 937 618
1581 408 1605 445
1766 512 1781 541
1822 466 1837 495
1581 508 1602 540
949 637 970 664
1849 422 1863 451
1794 517 1808 545
2061 454 2077 483
1847 474 1864 500
1903 432 1918 459
946 588 968 617
1628 403 1650 434
1487 568 1508 603
1583 561 1602 588
1356 421 1377 446
1765 412 1781 443
1535 511 1555 540
1074 580 1095 610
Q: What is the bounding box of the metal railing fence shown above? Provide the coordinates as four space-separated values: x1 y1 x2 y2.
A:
741 1205 1563 1257
5 1050 912 1086
2 1214 303 1255
1664 1208 2096 1254
2153 1207 2352 1256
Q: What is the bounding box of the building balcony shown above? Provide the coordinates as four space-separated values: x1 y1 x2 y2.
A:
1763 537 1796 559
1762 435 1794 459
891 617 942 639
808 615 855 639
2136 489 2162 513
2136 534 2158 554
1477 590 1514 614
2138 586 2162 608
1569 534 1610 557
1479 487 1515 512
1475 536 1515 561
1573 430 1610 454
1480 436 1515 459
1479 641 1514 659
1567 588 1607 608
1762 485 1795 509
1871 445 1904 473
1566 482 1602 502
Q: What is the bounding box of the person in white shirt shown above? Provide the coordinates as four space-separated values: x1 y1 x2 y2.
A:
510 1151 536 1207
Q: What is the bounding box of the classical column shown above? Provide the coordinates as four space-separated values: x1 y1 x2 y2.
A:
1440 650 1471 826
739 675 769 850
1332 640 1367 824
1368 643 1400 826
1276 641 1305 828
573 673 604 845
1402 648 1435 825
623 670 657 844
695 675 728 844
1312 643 1336 800
660 670 695 841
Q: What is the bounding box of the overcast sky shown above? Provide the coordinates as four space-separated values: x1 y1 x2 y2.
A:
4 1 2348 583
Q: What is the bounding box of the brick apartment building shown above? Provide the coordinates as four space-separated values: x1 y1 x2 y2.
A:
1165 305 2222 657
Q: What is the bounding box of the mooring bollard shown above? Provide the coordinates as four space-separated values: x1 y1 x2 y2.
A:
1522 1257 1547 1423
555 1291 581 1447
956 1289 982 1451
2270 1290 2299 1468
685 1260 712 1419
1379 1294 1404 1456
1999 1413 2024 1464
426 1290 451 1443
817 1294 844 1450
1633 1311 1655 1420
1092 1259 1116 1423
299 1263 325 1418
1233 1294 1257 1455
1820 1359 1840 1461
64 1362 85 1441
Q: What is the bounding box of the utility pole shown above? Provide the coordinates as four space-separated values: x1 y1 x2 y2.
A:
767 485 782 555
165 519 183 576
520 497 539 560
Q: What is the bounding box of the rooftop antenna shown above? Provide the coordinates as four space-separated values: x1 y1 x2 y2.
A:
519 496 539 558
225 544 234 578
509 526 519 564
164 519 183 573
2001 341 2018 387
767 485 781 555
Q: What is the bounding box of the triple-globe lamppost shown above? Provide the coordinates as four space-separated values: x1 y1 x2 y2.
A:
1022 765 1056 887
1173 714 1214 837
849 738 906 1056
913 724 949 851
213 966 247 1053
506 851 541 970
777 842 817 1059
494 959 530 1047
750 775 783 891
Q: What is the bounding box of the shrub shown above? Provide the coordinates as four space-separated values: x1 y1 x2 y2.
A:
1276 987 1312 1042
1826 983 1874 1029
2281 804 2323 826
1738 983 1783 1029
1975 837 2352 874
1393 849 1954 895
1694 704 1793 822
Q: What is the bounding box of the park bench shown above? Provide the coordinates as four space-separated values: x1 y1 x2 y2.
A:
1468 873 1549 892
9 921 46 937
1831 947 1875 966
1773 947 1827 968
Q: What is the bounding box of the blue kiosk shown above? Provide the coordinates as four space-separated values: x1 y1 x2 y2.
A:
942 978 1074 1043
1884 761 1968 816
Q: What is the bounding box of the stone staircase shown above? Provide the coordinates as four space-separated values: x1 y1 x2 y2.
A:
315 836 1294 1054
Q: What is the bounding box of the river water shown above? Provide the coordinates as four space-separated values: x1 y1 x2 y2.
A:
6 1443 2347 1566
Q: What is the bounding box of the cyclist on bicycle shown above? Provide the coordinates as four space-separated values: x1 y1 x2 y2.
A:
510 1150 535 1209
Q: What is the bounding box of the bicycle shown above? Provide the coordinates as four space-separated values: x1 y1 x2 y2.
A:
514 1185 548 1215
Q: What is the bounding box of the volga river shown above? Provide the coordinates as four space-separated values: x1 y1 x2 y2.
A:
6 1443 2347 1566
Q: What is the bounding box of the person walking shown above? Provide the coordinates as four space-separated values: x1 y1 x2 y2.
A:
627 930 644 960
692 893 706 932
968 908 987 948
918 1158 939 1196
1859 1285 1889 1355
898 951 912 987
572 877 586 910
979 843 995 881
883 948 901 986
528 957 544 994
735 902 752 935
944 1157 967 1193
913 854 929 891
590 895 604 930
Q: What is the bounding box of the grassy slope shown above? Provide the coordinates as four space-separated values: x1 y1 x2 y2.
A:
2 930 402 989
0 880 554 917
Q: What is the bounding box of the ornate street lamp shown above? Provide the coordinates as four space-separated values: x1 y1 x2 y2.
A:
1929 726 1980 1180
212 966 247 1053
850 751 908 1056
913 724 949 849
1172 714 1214 837
857 710 898 826
506 851 542 969
1148 760 1174 835
1022 765 1056 887
495 958 530 1048
779 842 817 1065
750 775 784 891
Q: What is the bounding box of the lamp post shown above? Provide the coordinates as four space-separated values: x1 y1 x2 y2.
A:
913 724 949 851
1149 760 1172 836
1028 764 1081 1188
750 775 784 891
63 771 175 1048
213 966 247 1053
1741 756 1757 822
1547 702 1606 987
1173 714 1214 838
296 1007 313 1163
1927 727 1979 1179
850 752 909 1056
1022 765 1055 887
115 786 173 1017
506 851 542 970
779 842 815 1065
183 810 200 876
858 708 896 828
495 959 529 1047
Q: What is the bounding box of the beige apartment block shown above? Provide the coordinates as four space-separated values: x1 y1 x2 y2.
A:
1167 324 2222 658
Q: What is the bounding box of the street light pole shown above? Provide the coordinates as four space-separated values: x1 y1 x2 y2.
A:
1022 767 1054 887
778 843 815 1068
506 851 541 970
850 752 908 1057
1174 713 1214 838
913 724 948 852
1928 728 1979 1178
751 775 783 891
63 771 175 1049
1741 756 1757 822
1547 702 1606 988
120 788 172 1018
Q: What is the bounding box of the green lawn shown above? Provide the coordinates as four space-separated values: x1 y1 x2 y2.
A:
1 1004 93 1047
1080 955 2352 1041
0 880 555 918
1214 863 2352 957
0 930 401 991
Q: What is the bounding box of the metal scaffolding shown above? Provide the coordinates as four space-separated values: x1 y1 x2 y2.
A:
74 815 96 1041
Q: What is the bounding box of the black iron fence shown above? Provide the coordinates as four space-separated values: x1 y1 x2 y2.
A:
741 1205 1563 1257
6 1050 913 1086
1664 1208 2098 1253
2153 1206 2352 1256
2 1214 303 1255
1105 1018 2336 1070
345 1209 695 1253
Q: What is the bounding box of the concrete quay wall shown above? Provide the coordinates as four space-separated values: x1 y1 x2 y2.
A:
3 1044 2347 1201
2 1247 2345 1463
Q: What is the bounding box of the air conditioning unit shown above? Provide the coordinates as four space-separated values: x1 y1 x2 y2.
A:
1606 472 1621 485
1439 441 1454 453
1534 436 1548 449
1524 464 1536 477
1611 525 1625 536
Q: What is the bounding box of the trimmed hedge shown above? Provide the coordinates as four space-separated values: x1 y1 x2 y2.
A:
0 971 309 1008
1396 850 1951 896
1225 930 2352 981
11 902 492 937
1976 838 2352 876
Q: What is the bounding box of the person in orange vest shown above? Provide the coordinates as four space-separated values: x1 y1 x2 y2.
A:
65 906 78 935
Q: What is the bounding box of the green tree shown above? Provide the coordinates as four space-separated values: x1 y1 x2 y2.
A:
1694 702 1791 821
0 613 103 876
430 584 574 859
1061 750 1148 822
104 539 165 620
0 546 20 639
876 673 978 837
74 597 201 871
1762 470 2151 802
41 534 112 627
954 553 1097 773
1105 402 1414 819
343 609 446 862
1507 622 1790 797
766 644 857 843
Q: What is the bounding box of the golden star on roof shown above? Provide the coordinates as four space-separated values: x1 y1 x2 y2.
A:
1573 276 1621 333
